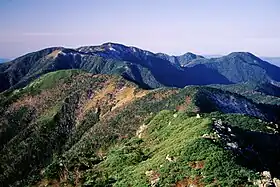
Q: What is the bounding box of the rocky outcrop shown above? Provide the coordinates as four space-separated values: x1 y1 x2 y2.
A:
145 170 160 187
136 124 148 138
212 119 240 150
273 178 280 187
254 171 279 187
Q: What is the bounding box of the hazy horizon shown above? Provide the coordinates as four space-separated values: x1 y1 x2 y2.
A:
1 0 280 59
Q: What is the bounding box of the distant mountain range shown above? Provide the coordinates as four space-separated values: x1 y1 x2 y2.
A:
1 42 280 93
261 57 280 67
0 58 9 63
205 56 280 67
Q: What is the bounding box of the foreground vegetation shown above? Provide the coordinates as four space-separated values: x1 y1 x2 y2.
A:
0 70 279 186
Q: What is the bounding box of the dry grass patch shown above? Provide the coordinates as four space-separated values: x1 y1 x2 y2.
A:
46 50 61 59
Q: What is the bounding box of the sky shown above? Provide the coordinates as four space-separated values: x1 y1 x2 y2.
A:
0 0 280 59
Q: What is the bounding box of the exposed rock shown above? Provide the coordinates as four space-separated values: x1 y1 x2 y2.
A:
175 176 204 187
266 126 278 134
145 170 160 187
263 171 272 180
202 133 218 140
188 161 205 169
215 119 225 130
166 154 176 162
136 124 148 138
196 114 201 118
212 119 242 150
273 178 280 187
226 142 239 149
202 134 211 139
266 126 274 130
255 171 275 187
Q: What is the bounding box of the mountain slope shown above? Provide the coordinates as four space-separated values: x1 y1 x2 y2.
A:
2 43 280 93
0 70 150 186
1 70 280 186
186 52 280 83
211 82 280 105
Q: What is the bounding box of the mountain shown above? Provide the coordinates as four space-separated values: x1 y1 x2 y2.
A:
1 44 280 186
185 52 280 83
0 58 9 63
1 43 280 93
0 43 228 92
156 52 204 66
0 70 280 186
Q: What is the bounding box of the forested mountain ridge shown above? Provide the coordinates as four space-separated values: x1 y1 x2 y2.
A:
1 43 280 93
0 70 280 186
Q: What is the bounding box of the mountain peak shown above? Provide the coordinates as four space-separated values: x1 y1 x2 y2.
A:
101 42 126 48
224 52 264 65
227 52 260 59
180 52 205 60
181 52 203 57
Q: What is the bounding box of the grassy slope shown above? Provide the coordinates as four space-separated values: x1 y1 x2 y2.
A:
0 70 148 186
0 70 280 186
80 111 279 187
37 80 279 186
96 111 257 186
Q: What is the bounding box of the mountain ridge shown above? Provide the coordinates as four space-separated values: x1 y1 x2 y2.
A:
1 42 280 94
1 70 280 186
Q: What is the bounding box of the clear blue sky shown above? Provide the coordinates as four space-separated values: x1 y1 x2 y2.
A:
0 0 279 58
